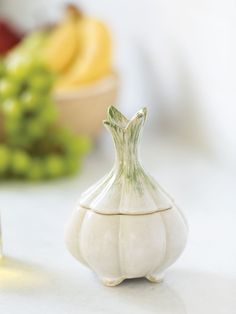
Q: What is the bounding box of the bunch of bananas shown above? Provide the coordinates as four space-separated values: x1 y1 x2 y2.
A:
42 5 112 90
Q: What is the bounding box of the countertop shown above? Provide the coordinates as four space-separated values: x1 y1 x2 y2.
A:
0 136 235 314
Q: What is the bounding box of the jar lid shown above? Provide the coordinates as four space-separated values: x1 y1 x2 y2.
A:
79 177 173 215
79 106 173 215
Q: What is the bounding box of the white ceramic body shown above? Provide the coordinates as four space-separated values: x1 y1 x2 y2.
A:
65 205 188 286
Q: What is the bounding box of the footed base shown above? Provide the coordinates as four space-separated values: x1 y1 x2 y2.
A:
100 272 165 287
101 277 124 287
146 272 164 283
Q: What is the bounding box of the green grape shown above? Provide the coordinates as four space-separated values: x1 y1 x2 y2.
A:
76 136 92 154
39 104 57 124
39 95 51 106
21 91 38 111
4 119 20 135
8 135 31 147
65 156 81 175
45 154 65 178
30 72 54 93
66 136 92 156
27 159 44 180
2 99 22 119
11 150 31 175
26 119 45 139
5 53 34 82
0 79 18 99
53 128 73 145
0 144 10 174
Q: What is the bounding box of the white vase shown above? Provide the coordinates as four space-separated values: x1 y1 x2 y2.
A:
65 106 188 286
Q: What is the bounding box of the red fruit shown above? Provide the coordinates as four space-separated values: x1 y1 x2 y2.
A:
0 19 22 55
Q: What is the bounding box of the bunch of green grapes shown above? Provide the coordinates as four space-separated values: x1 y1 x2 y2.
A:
0 130 90 180
0 53 91 180
0 54 56 146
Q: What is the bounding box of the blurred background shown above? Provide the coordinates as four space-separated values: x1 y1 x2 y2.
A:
1 0 236 166
0 1 235 314
1 0 236 173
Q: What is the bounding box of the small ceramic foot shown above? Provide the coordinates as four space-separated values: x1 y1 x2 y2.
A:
101 277 124 287
146 272 164 283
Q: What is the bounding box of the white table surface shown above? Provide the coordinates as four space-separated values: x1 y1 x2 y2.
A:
0 135 235 314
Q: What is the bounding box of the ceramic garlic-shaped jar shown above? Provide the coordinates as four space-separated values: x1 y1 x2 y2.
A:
65 106 188 286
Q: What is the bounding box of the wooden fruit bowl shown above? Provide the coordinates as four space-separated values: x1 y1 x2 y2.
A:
54 73 119 137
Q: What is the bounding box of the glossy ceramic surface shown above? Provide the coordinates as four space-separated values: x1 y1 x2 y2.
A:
66 205 187 286
66 106 188 286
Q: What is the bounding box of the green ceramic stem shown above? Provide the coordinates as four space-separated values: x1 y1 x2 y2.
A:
104 106 147 178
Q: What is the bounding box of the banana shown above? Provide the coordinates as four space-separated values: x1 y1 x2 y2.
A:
43 6 81 74
56 17 112 89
